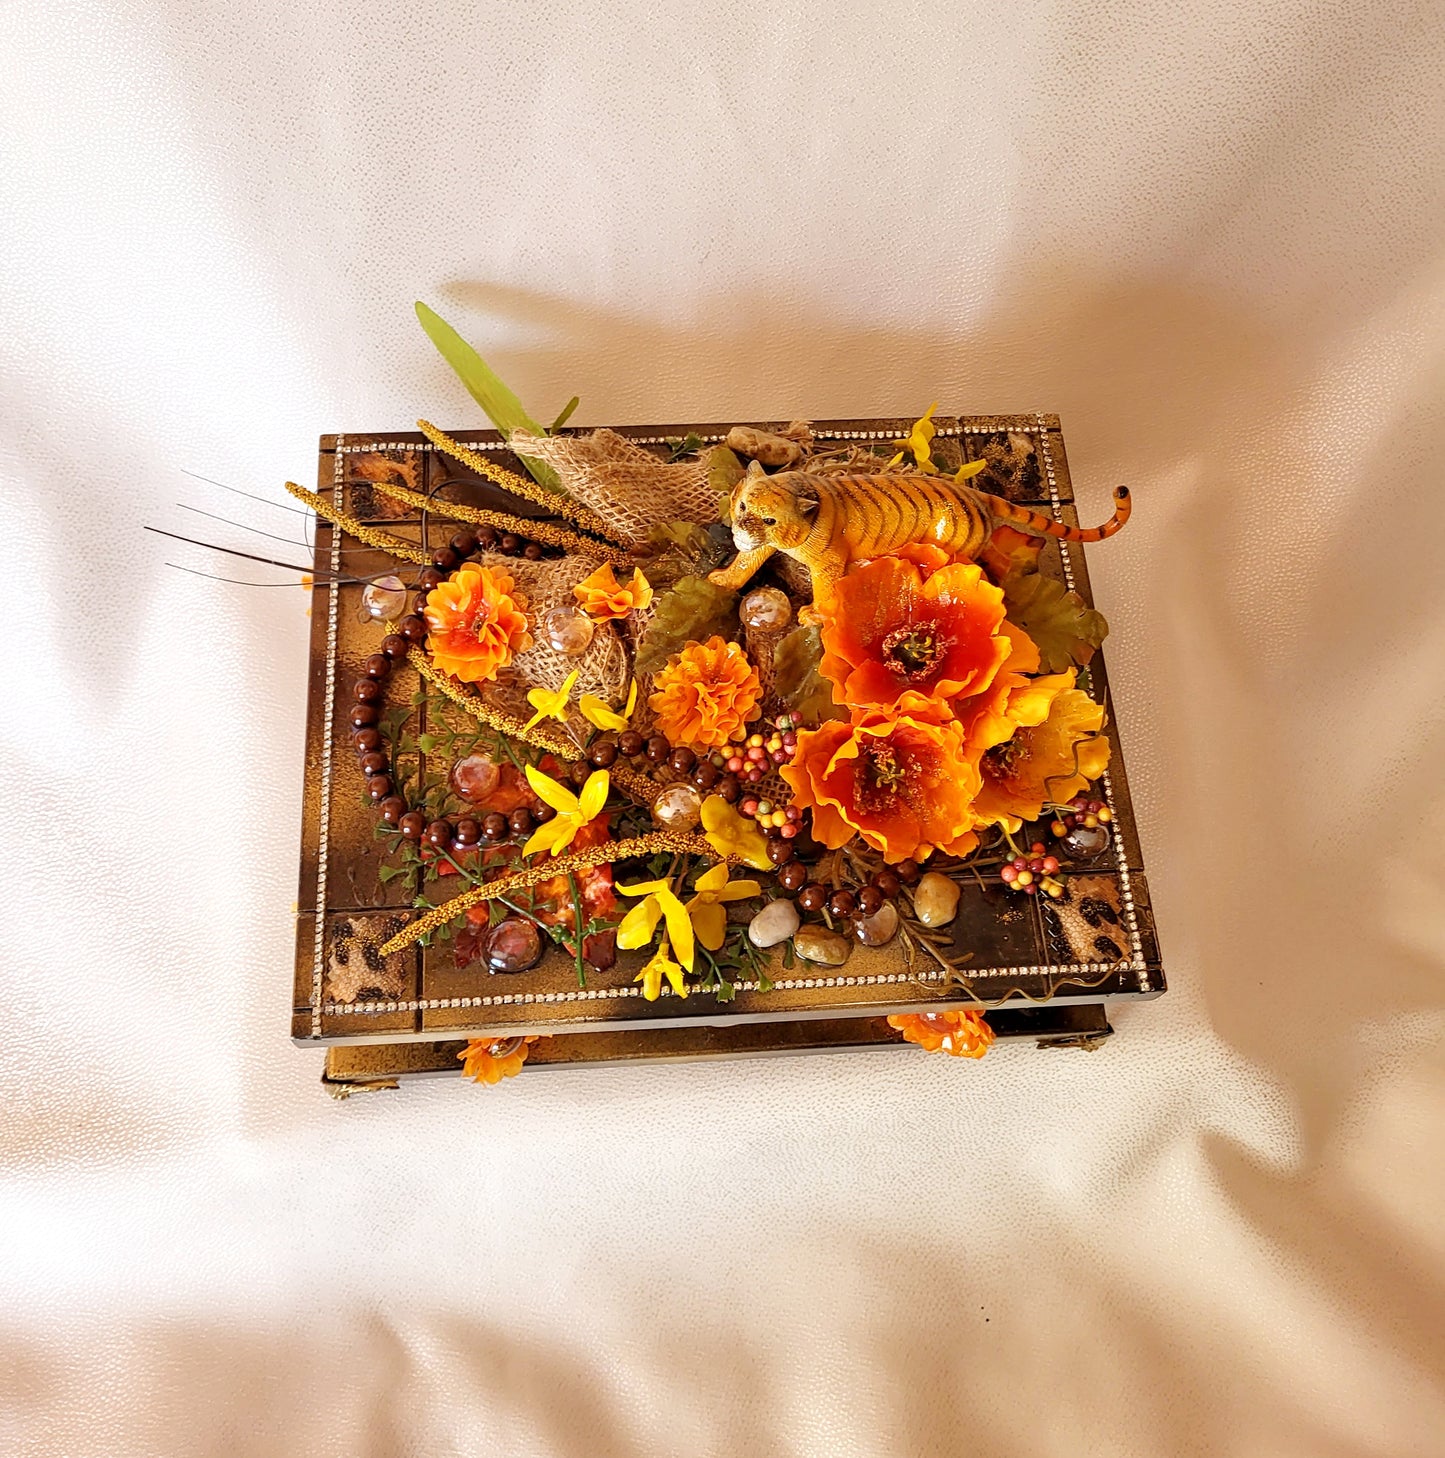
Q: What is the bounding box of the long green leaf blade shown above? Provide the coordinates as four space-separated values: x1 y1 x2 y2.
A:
414 300 560 491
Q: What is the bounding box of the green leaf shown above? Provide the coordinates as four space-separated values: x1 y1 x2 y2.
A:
1002 570 1109 673
772 625 844 727
413 301 561 492
549 396 580 432
634 576 739 674
417 733 439 755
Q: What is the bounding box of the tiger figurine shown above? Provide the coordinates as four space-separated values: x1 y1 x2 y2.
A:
708 465 1131 618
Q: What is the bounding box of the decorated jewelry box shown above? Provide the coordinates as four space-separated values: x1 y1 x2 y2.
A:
288 307 1163 1093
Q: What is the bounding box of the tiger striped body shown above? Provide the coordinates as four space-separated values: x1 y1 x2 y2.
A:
708 468 1130 616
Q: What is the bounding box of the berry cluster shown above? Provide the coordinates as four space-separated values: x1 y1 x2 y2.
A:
1001 842 1064 898
1049 794 1113 838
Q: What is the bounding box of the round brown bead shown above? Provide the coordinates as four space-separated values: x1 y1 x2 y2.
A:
349 704 379 728
358 751 388 777
352 726 382 753
449 530 478 557
380 633 408 660
619 730 644 758
716 774 741 804
508 807 534 836
482 812 509 842
425 819 453 848
363 653 391 680
797 882 828 913
399 811 426 840
766 837 794 866
778 861 808 893
827 889 857 919
431 547 459 571
568 761 590 788
645 735 670 764
533 803 555 823
365 774 394 801
691 760 719 790
895 858 922 885
588 739 618 768
476 524 498 548
378 796 406 825
668 746 696 775
417 566 443 591
499 533 520 554
522 542 543 560
872 870 902 899
353 678 382 704
856 885 884 915
398 615 427 644
454 817 481 846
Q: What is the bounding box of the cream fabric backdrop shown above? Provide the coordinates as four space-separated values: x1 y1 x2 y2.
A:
3 1 1443 1453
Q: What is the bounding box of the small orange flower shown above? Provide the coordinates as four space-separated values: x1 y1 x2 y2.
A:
458 1034 540 1085
648 635 761 750
887 1011 994 1058
424 562 533 684
781 707 981 863
574 563 653 620
817 556 1011 714
973 670 1110 832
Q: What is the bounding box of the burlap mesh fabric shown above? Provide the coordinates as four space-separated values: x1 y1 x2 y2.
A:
509 429 722 547
470 553 628 748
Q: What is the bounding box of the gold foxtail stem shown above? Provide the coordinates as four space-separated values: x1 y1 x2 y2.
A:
284 482 430 564
416 419 622 544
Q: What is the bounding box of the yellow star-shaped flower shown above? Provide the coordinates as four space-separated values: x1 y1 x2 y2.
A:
886 401 939 473
634 940 688 1002
699 794 772 871
684 862 762 952
521 762 609 857
579 679 637 733
616 877 696 973
524 669 579 731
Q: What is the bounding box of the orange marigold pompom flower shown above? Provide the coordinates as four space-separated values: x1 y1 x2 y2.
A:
574 563 653 621
817 556 1011 714
887 1011 994 1058
972 670 1111 833
648 635 762 750
780 707 982 864
423 562 533 684
458 1034 540 1085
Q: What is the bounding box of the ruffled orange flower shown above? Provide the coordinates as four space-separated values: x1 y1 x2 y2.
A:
458 1035 540 1085
817 556 1011 713
780 707 982 863
574 563 653 620
973 670 1110 832
648 635 761 749
424 563 533 684
887 1011 994 1058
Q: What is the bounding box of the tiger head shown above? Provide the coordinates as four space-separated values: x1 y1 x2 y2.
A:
727 466 818 552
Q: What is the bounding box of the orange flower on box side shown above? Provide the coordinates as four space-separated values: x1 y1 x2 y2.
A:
888 1011 994 1058
649 635 761 750
423 562 533 684
574 563 653 620
817 555 1011 713
973 669 1110 832
780 706 982 864
458 1035 541 1085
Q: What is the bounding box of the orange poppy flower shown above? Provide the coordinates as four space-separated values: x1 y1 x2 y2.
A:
780 707 981 863
887 1011 994 1058
817 556 1011 713
574 563 654 620
972 670 1110 832
458 1035 541 1085
648 635 761 749
423 562 533 684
